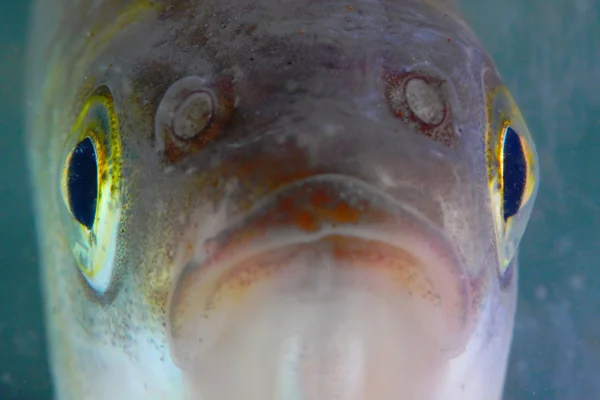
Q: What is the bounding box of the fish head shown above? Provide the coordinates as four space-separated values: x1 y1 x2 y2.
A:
26 0 539 399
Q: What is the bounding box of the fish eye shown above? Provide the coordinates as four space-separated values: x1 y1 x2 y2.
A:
486 84 539 282
60 86 123 295
500 125 527 222
66 137 98 230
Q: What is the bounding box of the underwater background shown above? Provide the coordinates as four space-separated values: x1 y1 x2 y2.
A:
0 1 598 399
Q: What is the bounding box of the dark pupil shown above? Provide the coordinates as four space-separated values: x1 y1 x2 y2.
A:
502 126 527 222
67 137 98 230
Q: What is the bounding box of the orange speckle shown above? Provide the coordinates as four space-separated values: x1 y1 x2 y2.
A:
294 210 319 232
280 196 296 215
311 187 333 208
300 30 305 34
348 6 354 10
329 201 361 224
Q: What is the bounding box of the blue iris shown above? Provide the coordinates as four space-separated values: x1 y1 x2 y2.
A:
67 137 98 230
502 126 527 222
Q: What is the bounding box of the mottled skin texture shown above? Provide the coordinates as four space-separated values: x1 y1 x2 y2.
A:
25 0 537 399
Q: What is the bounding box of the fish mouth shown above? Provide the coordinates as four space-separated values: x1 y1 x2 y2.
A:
167 175 473 400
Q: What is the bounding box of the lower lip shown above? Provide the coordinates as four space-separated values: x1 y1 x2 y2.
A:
168 234 471 396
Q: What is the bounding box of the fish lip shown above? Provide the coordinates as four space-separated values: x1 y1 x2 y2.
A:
168 174 474 368
204 173 443 257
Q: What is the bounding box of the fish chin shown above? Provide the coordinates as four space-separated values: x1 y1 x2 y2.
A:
168 217 473 400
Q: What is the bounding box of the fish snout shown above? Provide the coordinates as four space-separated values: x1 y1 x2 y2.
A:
167 175 473 399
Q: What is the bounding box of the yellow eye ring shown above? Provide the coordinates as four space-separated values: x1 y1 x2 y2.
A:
60 85 123 294
486 84 539 276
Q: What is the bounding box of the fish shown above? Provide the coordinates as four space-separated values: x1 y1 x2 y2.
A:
24 0 540 399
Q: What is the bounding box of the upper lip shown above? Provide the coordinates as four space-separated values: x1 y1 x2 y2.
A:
203 174 472 349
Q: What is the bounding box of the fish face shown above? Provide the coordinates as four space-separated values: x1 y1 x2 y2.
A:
25 0 539 399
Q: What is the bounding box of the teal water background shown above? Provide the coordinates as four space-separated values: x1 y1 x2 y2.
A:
0 1 598 399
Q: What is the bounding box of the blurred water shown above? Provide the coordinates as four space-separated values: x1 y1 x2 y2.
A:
0 1 50 399
461 1 600 398
0 1 598 399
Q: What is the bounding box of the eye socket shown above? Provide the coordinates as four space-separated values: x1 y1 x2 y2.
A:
486 82 539 279
60 85 123 295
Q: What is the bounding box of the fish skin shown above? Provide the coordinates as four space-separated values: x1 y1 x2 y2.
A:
24 1 538 399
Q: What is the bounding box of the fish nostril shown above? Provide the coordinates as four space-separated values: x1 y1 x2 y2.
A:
154 75 235 163
405 78 445 125
155 76 216 147
383 69 456 147
172 91 214 140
